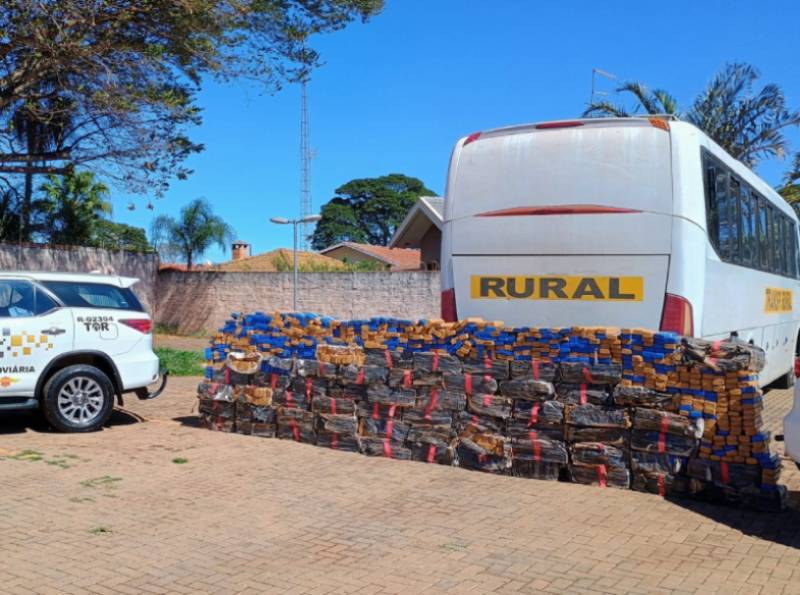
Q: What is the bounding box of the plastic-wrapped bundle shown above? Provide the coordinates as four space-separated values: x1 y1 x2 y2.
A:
633 408 702 438
418 388 466 412
570 442 627 467
364 348 413 369
467 394 512 419
358 416 410 444
566 404 630 443
680 337 765 372
403 407 453 426
260 372 291 391
631 432 696 457
631 470 690 496
198 413 235 432
571 462 630 489
454 411 506 436
511 435 568 465
272 388 310 410
342 364 388 385
366 384 416 407
508 400 564 440
511 461 563 480
407 424 453 443
198 382 233 401
328 384 367 400
559 362 622 385
408 436 454 465
316 431 360 452
387 367 416 389
359 437 413 459
311 394 357 415
413 352 462 374
276 407 316 443
456 435 511 473
556 384 609 406
687 458 761 489
613 385 674 409
630 451 686 475
316 413 357 435
293 358 338 379
463 358 509 380
443 374 497 395
265 356 294 374
498 378 555 400
291 376 327 400
510 360 557 382
235 385 273 406
198 398 235 419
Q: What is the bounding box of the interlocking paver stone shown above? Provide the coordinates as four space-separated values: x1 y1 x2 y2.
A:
1 377 799 594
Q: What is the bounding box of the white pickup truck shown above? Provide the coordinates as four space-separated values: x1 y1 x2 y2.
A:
0 272 166 432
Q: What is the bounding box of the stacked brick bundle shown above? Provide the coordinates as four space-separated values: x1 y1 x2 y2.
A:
199 314 784 511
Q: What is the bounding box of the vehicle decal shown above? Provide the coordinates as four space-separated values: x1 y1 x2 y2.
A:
0 376 20 388
470 275 644 301
77 315 114 332
0 329 54 358
764 288 793 314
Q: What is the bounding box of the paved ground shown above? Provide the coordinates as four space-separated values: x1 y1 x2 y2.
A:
1 378 800 595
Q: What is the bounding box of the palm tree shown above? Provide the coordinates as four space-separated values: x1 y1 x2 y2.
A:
583 81 679 117
779 152 800 209
150 198 234 270
583 63 800 167
39 171 112 245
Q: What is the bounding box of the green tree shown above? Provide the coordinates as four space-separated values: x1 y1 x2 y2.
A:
311 174 435 249
92 220 153 252
583 63 800 167
0 0 383 216
39 171 112 245
150 198 234 270
779 152 800 210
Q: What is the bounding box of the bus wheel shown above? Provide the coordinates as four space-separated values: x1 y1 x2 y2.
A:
774 368 795 390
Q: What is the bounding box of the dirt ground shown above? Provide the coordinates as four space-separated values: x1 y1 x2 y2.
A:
1 378 799 594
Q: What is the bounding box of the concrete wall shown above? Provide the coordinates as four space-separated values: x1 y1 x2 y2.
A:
156 271 441 334
0 243 159 313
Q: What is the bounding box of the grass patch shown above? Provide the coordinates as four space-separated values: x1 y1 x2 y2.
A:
81 476 122 489
89 526 112 535
153 323 209 338
9 449 44 462
171 457 189 465
155 347 205 376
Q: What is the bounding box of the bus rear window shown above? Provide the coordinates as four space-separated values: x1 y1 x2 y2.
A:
43 281 144 312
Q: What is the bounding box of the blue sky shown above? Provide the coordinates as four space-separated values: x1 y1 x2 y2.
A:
117 0 800 263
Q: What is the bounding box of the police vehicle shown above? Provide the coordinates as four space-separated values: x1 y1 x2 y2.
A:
0 272 166 432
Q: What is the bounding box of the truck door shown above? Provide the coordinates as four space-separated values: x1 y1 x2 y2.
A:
0 279 74 397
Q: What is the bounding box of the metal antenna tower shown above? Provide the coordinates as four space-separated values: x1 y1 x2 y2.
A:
299 79 312 251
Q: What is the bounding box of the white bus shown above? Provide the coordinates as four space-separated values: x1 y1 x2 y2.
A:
440 117 800 387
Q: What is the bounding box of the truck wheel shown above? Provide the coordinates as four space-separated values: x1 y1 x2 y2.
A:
773 367 796 390
41 365 115 432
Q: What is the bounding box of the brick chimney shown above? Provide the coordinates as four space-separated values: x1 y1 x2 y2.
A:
232 240 250 261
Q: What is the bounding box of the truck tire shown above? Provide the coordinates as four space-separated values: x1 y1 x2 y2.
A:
773 367 796 390
41 365 115 432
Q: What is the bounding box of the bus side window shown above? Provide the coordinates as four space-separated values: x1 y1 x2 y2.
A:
769 205 783 274
788 220 799 278
758 198 769 270
728 177 741 263
704 161 720 251
739 187 755 266
715 171 731 259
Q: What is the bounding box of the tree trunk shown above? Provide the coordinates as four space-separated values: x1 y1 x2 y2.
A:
186 251 193 271
20 168 32 242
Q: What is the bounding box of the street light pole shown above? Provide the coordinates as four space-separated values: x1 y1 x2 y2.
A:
270 214 322 312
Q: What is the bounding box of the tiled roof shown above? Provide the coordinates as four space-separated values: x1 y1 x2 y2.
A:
321 242 421 271
216 248 346 272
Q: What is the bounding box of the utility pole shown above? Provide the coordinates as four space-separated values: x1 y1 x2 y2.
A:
299 79 312 251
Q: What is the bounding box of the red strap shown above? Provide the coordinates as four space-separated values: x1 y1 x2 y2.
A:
356 368 365 385
478 453 487 464
484 357 492 371
432 352 439 372
388 404 397 418
331 432 338 450
712 340 721 351
464 374 473 395
213 419 222 431
580 384 587 405
597 464 607 488
528 402 540 427
720 461 730 484
528 430 541 462
209 382 219 391
424 389 438 421
532 360 540 380
657 474 666 497
582 367 594 384
372 402 380 420
286 390 294 407
270 374 278 390
426 444 436 464
658 415 669 454
330 397 337 415
403 369 412 388
224 368 231 384
384 349 393 368
482 394 492 407
290 419 300 442
383 439 393 459
386 417 394 439
305 377 313 399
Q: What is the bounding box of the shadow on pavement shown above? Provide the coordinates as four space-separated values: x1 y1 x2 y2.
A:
0 407 143 435
173 415 200 428
669 495 800 549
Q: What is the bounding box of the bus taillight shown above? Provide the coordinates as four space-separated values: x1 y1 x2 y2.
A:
441 288 457 322
660 293 694 336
